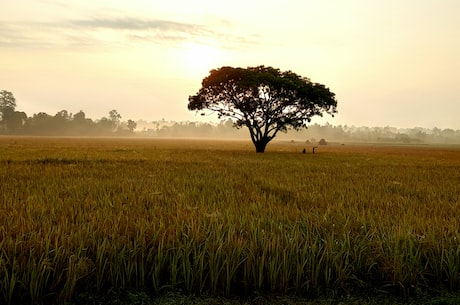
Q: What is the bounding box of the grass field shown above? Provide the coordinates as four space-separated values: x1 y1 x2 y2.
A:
0 137 459 305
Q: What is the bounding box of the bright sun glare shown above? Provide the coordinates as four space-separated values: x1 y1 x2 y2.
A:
180 42 221 78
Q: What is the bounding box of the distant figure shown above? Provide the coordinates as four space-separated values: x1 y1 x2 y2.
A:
302 148 306 154
313 146 318 154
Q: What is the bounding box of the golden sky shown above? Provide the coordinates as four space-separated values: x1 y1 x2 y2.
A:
1 0 459 128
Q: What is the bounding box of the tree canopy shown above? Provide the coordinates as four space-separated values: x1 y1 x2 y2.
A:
0 90 137 136
0 90 19 132
0 90 16 111
188 66 337 152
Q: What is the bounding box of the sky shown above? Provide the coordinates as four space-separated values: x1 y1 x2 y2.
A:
1 0 459 129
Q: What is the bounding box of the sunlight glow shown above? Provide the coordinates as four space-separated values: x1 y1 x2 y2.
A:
178 42 222 78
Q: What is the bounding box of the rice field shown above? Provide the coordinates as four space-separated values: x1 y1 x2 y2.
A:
0 136 459 305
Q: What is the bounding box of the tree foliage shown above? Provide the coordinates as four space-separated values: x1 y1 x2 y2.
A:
127 119 137 132
0 90 21 132
188 66 337 152
0 90 16 111
0 90 136 136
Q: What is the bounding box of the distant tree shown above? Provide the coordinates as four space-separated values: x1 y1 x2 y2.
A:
395 133 411 144
127 119 137 132
319 138 328 145
54 110 71 121
73 110 86 122
94 110 122 134
0 90 16 111
1 109 27 133
11 111 27 132
0 90 17 132
53 110 72 133
64 110 94 135
96 117 116 134
108 109 122 133
25 112 54 134
188 66 337 152
109 109 121 124
73 110 93 126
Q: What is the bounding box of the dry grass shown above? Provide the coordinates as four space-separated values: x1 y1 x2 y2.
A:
0 136 459 304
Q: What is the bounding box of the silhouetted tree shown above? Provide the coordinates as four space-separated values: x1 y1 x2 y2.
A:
55 110 71 120
26 112 54 134
127 119 137 132
1 109 27 133
52 110 72 133
94 110 121 134
11 111 27 132
70 110 94 134
395 133 411 144
0 90 17 132
109 109 121 124
73 110 86 122
0 90 16 111
188 66 337 152
96 117 115 134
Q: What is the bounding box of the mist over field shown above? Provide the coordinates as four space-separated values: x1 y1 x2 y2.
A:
2 113 460 145
135 120 460 145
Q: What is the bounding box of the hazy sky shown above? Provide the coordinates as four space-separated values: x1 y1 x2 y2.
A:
1 0 459 129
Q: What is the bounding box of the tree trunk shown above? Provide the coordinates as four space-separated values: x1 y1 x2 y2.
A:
254 139 269 153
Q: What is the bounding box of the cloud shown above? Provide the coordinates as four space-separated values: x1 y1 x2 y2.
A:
71 18 199 32
0 16 260 50
0 23 58 49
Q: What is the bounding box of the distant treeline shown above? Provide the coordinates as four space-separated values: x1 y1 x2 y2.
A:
1 109 460 144
0 109 137 136
138 119 460 144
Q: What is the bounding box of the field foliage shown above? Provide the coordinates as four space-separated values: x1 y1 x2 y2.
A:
0 137 459 304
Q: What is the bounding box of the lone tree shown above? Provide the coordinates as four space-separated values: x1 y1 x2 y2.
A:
188 66 337 152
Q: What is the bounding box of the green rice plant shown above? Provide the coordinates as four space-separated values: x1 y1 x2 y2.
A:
147 233 168 294
21 251 55 304
375 233 431 295
0 248 19 305
59 253 94 301
222 242 247 296
177 235 195 294
205 234 226 294
167 246 180 291
92 237 108 291
441 243 460 290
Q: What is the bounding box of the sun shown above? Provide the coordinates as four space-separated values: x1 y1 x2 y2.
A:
179 42 222 78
